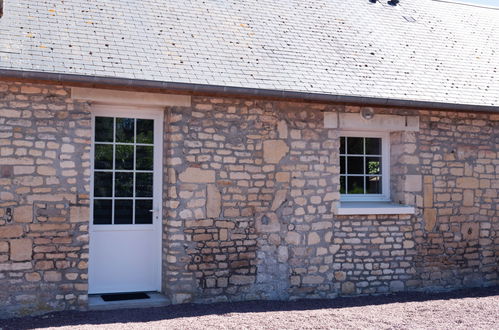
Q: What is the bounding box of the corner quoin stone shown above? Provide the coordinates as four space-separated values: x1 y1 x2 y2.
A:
263 140 289 164
179 167 216 183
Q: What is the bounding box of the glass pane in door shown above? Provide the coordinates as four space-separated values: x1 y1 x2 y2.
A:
93 117 154 225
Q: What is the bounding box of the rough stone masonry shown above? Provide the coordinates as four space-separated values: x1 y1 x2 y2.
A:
0 82 498 317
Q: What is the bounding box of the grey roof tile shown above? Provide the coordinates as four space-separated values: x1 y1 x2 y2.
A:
0 0 498 106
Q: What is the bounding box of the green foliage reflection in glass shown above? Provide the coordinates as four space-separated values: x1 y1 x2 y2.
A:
93 116 155 225
340 136 382 195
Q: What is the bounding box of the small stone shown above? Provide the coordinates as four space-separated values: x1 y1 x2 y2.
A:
25 272 41 282
229 275 255 285
308 232 320 245
390 281 405 292
285 231 301 245
341 281 356 295
256 213 280 233
275 172 290 182
277 120 288 138
335 271 347 281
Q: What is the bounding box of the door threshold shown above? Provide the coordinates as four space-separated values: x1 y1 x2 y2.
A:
88 291 170 311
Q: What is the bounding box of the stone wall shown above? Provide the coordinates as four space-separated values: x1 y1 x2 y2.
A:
162 96 498 303
0 82 497 317
0 82 90 317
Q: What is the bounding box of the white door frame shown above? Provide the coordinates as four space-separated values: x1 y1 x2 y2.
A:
88 104 164 294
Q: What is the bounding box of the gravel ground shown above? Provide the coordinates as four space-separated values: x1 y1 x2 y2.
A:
1 286 498 330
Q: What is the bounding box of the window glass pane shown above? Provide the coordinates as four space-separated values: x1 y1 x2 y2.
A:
366 138 381 155
136 173 153 197
347 176 364 194
115 200 133 224
94 144 113 169
116 118 135 143
340 137 346 154
137 119 154 144
93 199 112 225
136 146 153 170
366 157 381 175
95 117 114 142
366 176 382 194
115 172 134 197
94 172 113 197
115 145 134 170
347 137 363 154
135 200 153 224
340 176 346 194
347 156 364 174
340 156 346 174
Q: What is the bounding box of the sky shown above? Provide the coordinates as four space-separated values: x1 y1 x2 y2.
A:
455 0 499 6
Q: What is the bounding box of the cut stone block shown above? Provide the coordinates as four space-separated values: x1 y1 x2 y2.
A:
206 184 221 218
179 167 215 183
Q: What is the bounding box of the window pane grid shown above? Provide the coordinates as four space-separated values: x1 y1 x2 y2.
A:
111 117 116 224
340 136 382 195
93 116 154 225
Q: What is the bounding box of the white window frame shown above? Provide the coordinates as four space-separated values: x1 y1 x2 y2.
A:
339 131 390 202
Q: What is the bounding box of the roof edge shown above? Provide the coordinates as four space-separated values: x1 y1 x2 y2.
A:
0 69 498 113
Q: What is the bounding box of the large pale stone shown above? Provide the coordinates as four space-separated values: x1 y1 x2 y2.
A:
206 184 221 218
424 208 437 232
0 225 23 238
14 205 33 223
263 140 289 164
10 239 32 261
271 189 288 211
179 167 215 183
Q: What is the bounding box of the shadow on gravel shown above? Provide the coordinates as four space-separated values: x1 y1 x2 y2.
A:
1 286 498 329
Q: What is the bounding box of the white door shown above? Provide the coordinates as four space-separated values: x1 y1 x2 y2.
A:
89 106 163 294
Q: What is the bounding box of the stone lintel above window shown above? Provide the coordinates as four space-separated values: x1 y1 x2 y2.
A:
324 112 419 132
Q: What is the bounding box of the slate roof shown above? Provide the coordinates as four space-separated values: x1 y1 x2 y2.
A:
0 0 498 107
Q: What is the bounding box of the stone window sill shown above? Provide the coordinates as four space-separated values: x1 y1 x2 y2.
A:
336 201 415 215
